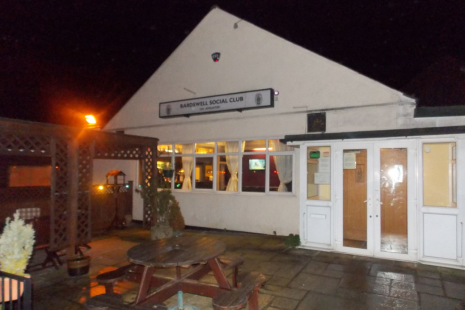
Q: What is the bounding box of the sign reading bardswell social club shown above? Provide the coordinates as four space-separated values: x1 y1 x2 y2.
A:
159 88 274 118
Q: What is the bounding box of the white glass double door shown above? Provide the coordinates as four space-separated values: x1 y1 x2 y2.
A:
335 141 416 261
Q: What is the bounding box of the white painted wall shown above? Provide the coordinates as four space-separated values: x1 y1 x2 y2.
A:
174 192 299 236
92 159 144 221
101 8 420 236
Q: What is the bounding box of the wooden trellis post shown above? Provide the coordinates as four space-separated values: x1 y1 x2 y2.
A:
67 138 79 258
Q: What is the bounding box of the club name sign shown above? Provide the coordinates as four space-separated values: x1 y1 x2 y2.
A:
159 88 274 118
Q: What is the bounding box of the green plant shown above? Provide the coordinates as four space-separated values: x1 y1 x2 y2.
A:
139 186 184 229
0 211 35 275
284 234 301 249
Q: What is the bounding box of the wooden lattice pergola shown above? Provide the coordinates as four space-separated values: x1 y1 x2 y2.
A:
0 117 158 253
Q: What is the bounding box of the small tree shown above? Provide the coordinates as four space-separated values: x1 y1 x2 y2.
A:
138 184 185 238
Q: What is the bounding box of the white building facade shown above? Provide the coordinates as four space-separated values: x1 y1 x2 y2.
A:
102 8 465 268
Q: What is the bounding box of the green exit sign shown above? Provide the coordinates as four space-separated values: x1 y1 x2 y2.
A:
310 151 320 159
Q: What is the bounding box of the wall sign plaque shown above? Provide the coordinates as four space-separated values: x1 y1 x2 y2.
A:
307 112 326 133
159 89 274 118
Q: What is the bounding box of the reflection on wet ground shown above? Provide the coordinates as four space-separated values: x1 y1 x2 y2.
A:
30 225 465 309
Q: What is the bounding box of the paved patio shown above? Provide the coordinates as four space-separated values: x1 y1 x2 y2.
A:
29 225 465 310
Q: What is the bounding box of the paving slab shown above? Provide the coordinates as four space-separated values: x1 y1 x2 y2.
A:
419 293 462 310
261 284 308 300
296 291 364 310
443 281 465 299
269 296 300 310
288 273 341 294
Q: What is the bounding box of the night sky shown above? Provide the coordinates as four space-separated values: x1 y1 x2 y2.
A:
1 0 464 127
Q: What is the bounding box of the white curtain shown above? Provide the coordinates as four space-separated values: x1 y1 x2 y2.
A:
225 142 238 191
270 140 293 192
181 144 193 190
225 141 245 191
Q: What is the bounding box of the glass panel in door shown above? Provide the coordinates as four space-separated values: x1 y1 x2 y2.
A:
343 149 367 249
380 148 408 254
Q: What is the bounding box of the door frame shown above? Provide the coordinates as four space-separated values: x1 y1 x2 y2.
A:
373 140 417 261
418 137 463 266
334 140 417 260
298 134 465 267
334 142 374 257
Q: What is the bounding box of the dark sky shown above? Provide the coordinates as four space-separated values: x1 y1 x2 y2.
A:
1 0 464 127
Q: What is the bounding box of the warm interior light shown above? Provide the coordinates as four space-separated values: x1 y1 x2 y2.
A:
253 148 273 151
98 185 104 190
85 115 96 125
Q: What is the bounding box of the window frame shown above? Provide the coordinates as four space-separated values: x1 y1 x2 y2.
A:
421 140 457 208
157 139 295 195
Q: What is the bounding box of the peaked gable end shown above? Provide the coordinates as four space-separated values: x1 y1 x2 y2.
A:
105 7 410 131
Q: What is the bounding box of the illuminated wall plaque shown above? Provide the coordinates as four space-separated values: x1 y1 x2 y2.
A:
159 89 274 118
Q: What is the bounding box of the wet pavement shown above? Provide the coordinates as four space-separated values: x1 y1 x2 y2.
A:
29 225 465 309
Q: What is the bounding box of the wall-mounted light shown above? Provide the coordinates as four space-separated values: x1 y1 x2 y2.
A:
274 90 279 96
85 115 96 124
85 115 99 129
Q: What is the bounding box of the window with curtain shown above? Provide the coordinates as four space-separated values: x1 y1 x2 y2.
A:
159 140 294 194
217 141 243 192
269 139 293 192
195 157 213 189
241 140 267 193
173 144 193 190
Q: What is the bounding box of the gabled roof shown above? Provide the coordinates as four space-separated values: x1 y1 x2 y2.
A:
105 7 413 131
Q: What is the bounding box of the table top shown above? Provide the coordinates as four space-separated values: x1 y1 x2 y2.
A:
127 235 226 267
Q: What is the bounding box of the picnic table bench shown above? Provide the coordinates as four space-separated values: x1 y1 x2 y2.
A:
212 272 266 310
97 256 244 294
92 236 264 309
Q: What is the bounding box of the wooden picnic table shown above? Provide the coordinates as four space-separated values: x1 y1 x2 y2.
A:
126 235 233 305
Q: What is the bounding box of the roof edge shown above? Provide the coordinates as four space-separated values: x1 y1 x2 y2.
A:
282 126 465 143
414 106 465 118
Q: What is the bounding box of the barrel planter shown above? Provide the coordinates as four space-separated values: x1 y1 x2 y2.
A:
67 256 91 277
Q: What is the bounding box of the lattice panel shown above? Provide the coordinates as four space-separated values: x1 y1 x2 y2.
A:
0 161 8 188
142 147 154 227
76 141 92 246
94 143 142 159
0 187 51 202
0 133 51 155
50 138 69 251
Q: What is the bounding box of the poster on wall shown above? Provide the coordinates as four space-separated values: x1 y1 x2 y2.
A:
314 172 330 184
343 153 356 169
318 157 330 173
159 89 274 118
